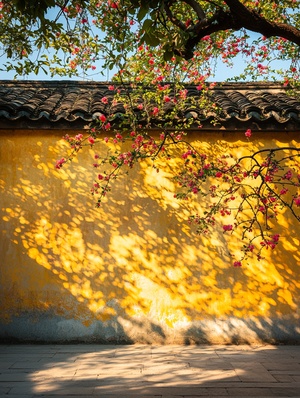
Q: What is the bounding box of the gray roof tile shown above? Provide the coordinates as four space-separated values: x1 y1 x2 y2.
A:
0 80 299 130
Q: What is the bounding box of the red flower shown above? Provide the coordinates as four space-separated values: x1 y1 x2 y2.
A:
152 107 159 116
108 1 118 8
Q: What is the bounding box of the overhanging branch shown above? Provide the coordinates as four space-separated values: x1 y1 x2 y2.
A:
167 0 300 59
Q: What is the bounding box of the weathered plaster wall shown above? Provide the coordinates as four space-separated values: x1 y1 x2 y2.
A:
1 129 300 344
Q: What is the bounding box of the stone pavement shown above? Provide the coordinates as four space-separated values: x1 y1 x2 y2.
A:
1 344 300 397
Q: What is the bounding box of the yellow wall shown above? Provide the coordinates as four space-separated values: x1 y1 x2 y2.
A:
0 129 300 343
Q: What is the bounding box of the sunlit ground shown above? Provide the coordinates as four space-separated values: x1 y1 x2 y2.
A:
1 344 300 396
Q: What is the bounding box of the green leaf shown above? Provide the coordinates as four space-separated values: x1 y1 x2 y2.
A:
137 5 149 22
163 49 174 61
142 19 153 32
147 33 160 47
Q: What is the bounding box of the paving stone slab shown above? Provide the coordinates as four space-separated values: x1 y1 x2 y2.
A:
2 345 300 397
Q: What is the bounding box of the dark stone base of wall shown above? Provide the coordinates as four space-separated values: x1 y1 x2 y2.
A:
1 314 300 345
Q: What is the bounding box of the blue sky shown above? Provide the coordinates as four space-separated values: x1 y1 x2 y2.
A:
1 48 289 82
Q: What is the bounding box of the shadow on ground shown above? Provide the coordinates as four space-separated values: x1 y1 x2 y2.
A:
1 344 300 397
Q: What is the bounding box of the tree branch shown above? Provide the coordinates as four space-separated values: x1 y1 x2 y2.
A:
224 0 300 45
170 0 300 59
164 2 187 31
183 0 206 21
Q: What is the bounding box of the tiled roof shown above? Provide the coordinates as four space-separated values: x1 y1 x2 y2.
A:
0 80 299 130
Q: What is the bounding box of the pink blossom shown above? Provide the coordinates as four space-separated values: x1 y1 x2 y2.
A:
88 137 95 145
101 96 108 104
294 196 300 206
265 175 273 182
223 224 233 232
233 261 242 267
245 129 252 138
99 114 107 122
272 234 280 243
247 244 255 252
182 149 193 159
55 158 66 169
75 133 83 141
284 169 292 180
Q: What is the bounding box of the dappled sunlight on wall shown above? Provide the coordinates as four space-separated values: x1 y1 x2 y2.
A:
0 130 300 343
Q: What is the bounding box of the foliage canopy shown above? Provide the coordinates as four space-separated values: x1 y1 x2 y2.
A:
1 0 299 82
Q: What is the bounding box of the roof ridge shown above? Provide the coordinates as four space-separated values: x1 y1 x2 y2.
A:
0 80 291 90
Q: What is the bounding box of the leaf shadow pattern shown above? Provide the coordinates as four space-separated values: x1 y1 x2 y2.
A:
1 345 300 397
0 130 300 344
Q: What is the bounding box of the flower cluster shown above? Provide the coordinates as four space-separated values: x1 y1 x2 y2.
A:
54 30 300 268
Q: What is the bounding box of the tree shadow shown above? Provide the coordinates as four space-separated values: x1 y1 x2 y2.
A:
0 129 300 344
1 344 300 396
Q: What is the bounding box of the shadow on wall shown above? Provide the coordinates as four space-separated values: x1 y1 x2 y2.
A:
0 130 300 343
